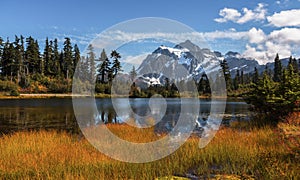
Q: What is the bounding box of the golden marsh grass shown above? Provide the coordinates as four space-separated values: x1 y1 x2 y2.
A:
0 124 299 179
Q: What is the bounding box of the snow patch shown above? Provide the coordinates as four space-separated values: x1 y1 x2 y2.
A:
159 45 189 58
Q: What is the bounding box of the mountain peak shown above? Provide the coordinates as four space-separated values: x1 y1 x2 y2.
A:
225 51 241 58
153 44 189 59
175 40 200 52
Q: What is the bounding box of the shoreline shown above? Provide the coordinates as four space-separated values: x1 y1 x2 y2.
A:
0 93 244 100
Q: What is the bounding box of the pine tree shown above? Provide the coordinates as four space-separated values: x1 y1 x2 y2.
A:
241 70 244 85
59 51 64 77
82 56 90 82
43 37 53 75
52 39 61 76
63 37 73 79
73 44 80 72
25 36 41 74
198 74 210 94
0 37 3 75
87 44 96 81
129 66 137 81
164 77 170 91
110 50 122 79
292 58 298 74
252 67 259 84
220 59 232 91
233 69 240 90
0 37 3 58
273 53 282 82
13 36 24 83
97 49 110 83
1 40 15 80
19 35 26 85
288 56 293 65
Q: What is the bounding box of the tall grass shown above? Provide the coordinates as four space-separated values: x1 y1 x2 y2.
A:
0 125 299 179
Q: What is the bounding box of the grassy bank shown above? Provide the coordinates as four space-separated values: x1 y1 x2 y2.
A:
0 123 299 179
0 93 237 100
0 93 111 99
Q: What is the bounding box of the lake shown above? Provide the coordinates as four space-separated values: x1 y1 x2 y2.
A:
0 98 251 134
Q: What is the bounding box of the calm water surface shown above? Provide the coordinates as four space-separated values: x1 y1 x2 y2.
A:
0 98 251 134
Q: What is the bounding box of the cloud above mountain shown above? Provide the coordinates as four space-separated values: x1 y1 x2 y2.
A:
74 2 300 65
267 9 300 27
212 3 300 64
215 3 267 24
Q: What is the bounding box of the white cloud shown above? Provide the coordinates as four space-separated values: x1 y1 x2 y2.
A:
215 3 267 24
243 44 269 64
243 42 292 64
267 9 300 27
242 27 300 64
91 30 208 54
122 53 149 65
202 30 248 40
269 28 300 43
77 27 300 65
265 41 291 58
248 27 266 44
201 27 300 64
214 8 241 23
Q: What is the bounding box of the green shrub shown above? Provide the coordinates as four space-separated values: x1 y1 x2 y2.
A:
10 89 20 96
47 79 69 93
0 80 19 92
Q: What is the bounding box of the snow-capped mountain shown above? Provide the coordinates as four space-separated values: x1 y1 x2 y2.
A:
223 51 293 77
136 40 222 86
133 40 296 86
224 51 261 77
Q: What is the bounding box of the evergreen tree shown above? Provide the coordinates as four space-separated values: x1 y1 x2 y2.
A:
1 40 15 80
0 37 3 75
164 77 170 91
246 63 300 124
52 39 61 76
87 44 96 81
13 36 24 83
82 56 90 82
233 69 240 90
220 59 232 91
25 36 40 74
170 82 178 96
19 35 26 85
129 66 137 81
0 37 3 58
63 37 73 79
59 51 64 77
251 70 259 84
97 49 110 83
129 82 139 97
273 53 282 82
240 70 244 85
288 55 293 65
198 74 210 94
43 37 53 75
292 58 298 74
110 50 122 79
73 44 80 72
35 40 43 75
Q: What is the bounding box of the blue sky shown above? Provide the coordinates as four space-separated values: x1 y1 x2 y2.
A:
2 0 300 64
